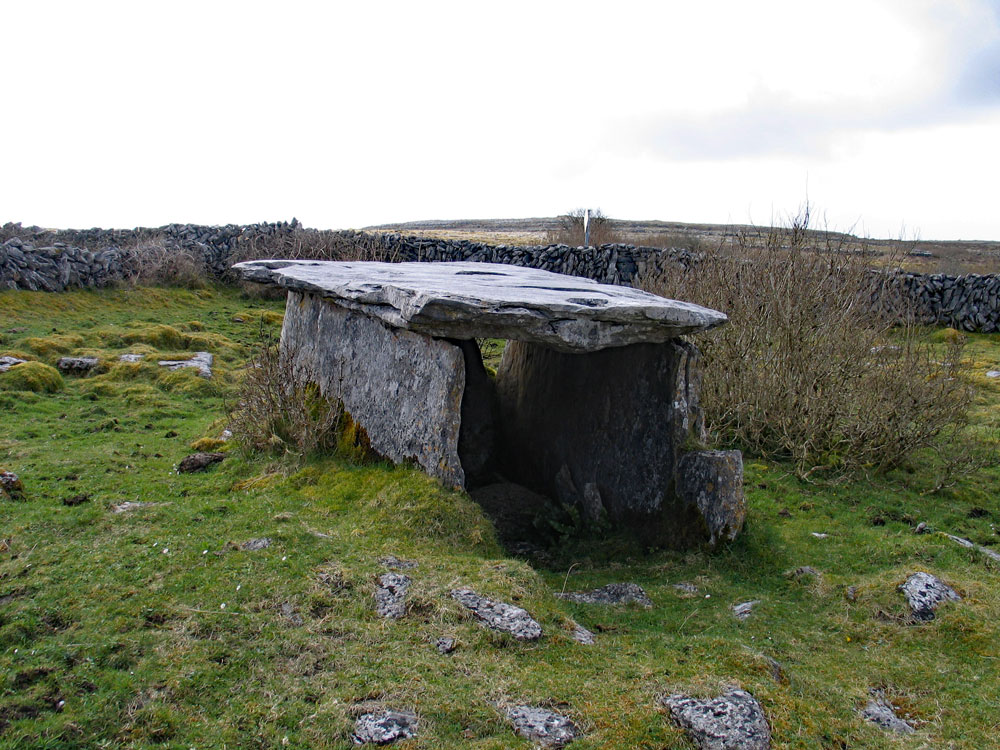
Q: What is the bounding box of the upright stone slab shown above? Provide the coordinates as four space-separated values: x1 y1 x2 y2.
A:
495 338 708 541
281 290 467 488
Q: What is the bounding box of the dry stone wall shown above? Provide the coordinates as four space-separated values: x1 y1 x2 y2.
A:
2 221 997 332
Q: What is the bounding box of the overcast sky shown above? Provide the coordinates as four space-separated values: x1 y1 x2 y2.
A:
4 0 1000 240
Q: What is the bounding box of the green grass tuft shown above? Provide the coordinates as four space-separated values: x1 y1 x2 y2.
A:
0 361 64 393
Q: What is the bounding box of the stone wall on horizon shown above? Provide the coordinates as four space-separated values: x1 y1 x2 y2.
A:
1 221 997 333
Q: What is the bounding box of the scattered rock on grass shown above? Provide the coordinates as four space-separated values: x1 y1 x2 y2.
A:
899 572 960 621
556 583 652 608
731 600 760 621
505 705 580 748
570 624 595 644
944 533 1000 563
861 695 915 734
0 471 24 500
811 532 829 539
158 351 213 378
450 589 542 641
662 689 771 750
111 501 163 513
178 452 225 473
378 555 418 570
673 582 699 596
986 370 1000 378
435 637 456 654
914 522 928 534
118 353 144 363
375 573 411 619
56 357 98 373
352 710 418 745
240 537 272 551
0 356 27 373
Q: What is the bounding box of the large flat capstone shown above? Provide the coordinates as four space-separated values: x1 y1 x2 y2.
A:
234 259 726 352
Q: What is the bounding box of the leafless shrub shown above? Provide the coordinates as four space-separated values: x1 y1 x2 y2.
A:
119 238 210 288
640 206 973 476
227 326 343 458
227 227 400 270
545 209 625 247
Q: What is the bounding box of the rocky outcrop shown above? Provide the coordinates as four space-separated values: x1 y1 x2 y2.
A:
505 705 580 748
556 583 653 608
352 710 418 745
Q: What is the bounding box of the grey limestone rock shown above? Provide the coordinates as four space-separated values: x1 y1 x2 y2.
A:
662 689 771 750
557 583 653 608
0 471 24 500
118 353 144 363
861 696 915 734
450 588 542 641
0 356 27 373
56 356 98 373
435 637 456 654
944 533 1000 562
375 573 411 619
505 705 580 748
110 501 162 513
899 572 960 621
675 450 746 548
378 555 419 570
731 600 760 621
570 623 596 644
280 291 466 488
233 260 727 353
352 710 418 745
240 537 272 551
158 351 213 378
673 582 699 596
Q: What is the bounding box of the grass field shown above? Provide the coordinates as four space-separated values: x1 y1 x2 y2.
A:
2 286 999 749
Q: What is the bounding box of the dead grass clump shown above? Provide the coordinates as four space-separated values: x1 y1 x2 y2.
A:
227 328 343 458
641 207 973 476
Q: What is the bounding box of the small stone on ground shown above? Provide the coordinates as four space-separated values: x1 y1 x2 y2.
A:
731 600 760 621
57 357 98 373
158 351 213 378
570 624 596 644
662 689 771 750
111 501 162 513
505 705 580 748
944 533 1000 562
986 370 1000 378
0 471 24 500
0 356 26 373
352 710 418 745
378 555 419 570
673 582 699 596
118 353 144 363
280 603 304 626
435 637 456 654
178 452 225 473
861 695 915 734
375 573 411 619
556 583 653 608
899 572 960 621
240 537 272 551
450 589 542 641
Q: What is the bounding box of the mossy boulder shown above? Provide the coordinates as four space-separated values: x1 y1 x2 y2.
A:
0 361 65 393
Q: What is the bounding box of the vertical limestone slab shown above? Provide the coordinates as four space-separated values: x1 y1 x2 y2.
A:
495 339 704 535
280 291 466 488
